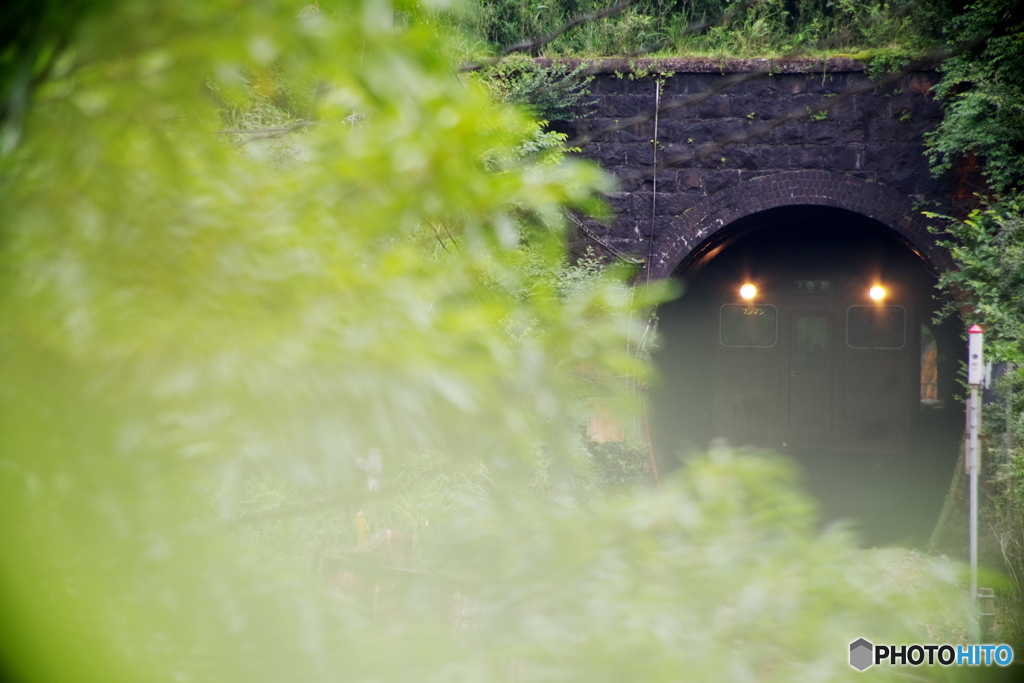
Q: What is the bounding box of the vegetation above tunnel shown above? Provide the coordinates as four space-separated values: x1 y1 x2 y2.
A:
447 0 958 59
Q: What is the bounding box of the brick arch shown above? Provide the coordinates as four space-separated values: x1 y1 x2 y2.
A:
642 171 951 280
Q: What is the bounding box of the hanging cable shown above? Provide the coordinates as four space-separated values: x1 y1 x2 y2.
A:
635 80 661 482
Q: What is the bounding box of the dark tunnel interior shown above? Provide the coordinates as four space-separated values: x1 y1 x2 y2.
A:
649 205 965 546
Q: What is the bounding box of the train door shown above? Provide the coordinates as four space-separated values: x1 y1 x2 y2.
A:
711 303 781 447
840 303 915 453
786 310 836 448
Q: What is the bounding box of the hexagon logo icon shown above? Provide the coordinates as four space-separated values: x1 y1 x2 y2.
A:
850 638 874 671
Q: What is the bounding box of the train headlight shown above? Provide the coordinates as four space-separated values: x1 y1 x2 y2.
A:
739 283 757 300
869 285 886 301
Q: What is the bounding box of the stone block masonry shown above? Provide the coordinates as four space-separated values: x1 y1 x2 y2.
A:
553 58 964 277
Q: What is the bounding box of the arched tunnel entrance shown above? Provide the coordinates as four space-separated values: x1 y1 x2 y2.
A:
649 204 964 545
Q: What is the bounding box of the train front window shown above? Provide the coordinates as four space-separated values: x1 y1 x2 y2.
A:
720 304 778 347
794 316 829 367
846 305 906 349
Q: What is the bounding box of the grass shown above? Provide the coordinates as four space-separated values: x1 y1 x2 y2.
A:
429 0 950 62
872 547 971 644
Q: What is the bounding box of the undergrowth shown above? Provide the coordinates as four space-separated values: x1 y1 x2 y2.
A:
434 0 955 60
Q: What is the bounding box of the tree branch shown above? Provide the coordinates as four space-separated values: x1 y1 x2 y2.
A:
500 0 636 57
461 0 636 73
564 210 643 264
216 119 317 146
215 114 362 147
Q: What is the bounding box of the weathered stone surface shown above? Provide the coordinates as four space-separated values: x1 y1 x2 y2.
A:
878 170 921 195
655 191 702 217
560 63 952 273
694 95 731 118
804 122 844 145
676 169 703 191
603 192 632 214
702 169 742 194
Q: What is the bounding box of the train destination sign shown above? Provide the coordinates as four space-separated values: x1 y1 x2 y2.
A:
793 280 833 293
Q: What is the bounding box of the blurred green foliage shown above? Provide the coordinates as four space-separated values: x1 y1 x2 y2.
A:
0 1 975 682
437 448 969 681
0 0 643 679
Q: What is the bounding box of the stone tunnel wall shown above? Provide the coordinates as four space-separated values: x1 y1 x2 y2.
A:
556 58 970 276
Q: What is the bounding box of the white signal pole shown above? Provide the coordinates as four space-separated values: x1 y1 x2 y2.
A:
967 324 984 642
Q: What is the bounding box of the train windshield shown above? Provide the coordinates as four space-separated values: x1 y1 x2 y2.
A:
720 304 778 347
846 305 906 349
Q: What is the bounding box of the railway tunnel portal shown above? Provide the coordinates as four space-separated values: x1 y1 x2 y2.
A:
645 201 962 544
564 60 969 542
